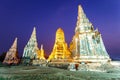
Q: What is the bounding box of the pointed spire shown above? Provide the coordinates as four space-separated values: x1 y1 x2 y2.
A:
77 5 86 23
75 5 93 33
28 27 37 43
78 5 84 18
41 44 43 50
31 27 36 38
33 27 36 34
22 27 39 59
11 37 17 49
3 37 19 64
70 5 110 63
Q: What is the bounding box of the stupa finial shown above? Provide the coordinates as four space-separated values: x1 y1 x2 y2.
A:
11 37 17 49
31 27 36 36
78 5 84 17
41 44 43 50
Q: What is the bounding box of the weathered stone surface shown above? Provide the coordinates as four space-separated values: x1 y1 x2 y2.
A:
48 28 71 61
70 5 110 62
3 38 19 64
22 27 39 59
32 45 47 65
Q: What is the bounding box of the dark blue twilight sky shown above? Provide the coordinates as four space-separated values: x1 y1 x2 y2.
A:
0 0 120 59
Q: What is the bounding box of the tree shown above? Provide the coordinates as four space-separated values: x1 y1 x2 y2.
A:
0 52 6 62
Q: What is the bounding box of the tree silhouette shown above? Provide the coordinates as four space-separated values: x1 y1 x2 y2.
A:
0 52 6 62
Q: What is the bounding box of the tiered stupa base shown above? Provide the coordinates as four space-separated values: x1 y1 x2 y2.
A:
32 59 47 66
3 59 19 65
68 61 112 72
73 56 110 63
48 59 73 68
21 58 32 65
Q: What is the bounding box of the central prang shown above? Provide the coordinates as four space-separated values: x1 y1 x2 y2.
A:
48 28 71 61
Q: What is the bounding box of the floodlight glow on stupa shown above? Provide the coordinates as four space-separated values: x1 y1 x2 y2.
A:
69 5 110 63
48 28 71 61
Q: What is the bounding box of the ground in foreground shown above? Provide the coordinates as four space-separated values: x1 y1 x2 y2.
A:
0 65 120 80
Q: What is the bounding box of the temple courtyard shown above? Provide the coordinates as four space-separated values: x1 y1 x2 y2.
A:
0 4 120 80
0 63 120 80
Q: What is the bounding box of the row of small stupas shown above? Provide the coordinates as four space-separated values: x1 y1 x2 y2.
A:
2 5 111 65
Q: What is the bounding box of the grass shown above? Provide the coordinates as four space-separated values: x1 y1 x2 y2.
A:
0 65 120 80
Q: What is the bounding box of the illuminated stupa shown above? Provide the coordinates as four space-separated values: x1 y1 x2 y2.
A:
48 28 71 61
36 44 46 60
33 44 46 65
22 27 39 60
69 5 110 63
3 38 19 65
